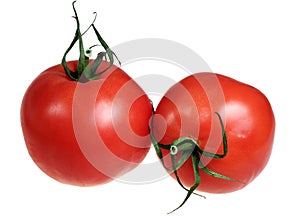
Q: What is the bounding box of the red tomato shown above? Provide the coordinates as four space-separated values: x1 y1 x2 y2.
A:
152 73 275 194
21 60 152 186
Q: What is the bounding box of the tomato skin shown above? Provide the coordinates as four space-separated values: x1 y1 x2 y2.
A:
21 60 152 186
153 73 275 193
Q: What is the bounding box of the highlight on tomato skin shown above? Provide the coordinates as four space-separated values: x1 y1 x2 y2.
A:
152 72 275 195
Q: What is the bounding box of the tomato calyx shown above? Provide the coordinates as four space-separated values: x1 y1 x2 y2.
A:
61 1 120 82
150 112 245 214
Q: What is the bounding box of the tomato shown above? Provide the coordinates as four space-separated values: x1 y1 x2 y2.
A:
21 1 153 187
21 60 152 186
152 73 275 203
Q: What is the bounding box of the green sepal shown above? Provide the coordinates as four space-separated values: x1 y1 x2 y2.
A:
168 152 202 214
195 112 228 159
61 1 120 82
91 24 121 75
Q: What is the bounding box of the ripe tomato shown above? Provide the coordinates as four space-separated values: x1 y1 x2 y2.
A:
152 73 275 195
21 60 152 186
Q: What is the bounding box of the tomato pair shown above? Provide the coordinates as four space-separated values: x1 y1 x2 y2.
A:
20 1 275 213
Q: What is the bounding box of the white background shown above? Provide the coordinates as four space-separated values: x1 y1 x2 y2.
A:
1 0 299 218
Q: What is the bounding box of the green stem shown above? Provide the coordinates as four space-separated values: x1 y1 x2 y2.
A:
170 137 197 155
82 12 97 36
150 111 244 214
61 1 118 82
167 151 201 214
61 1 87 81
